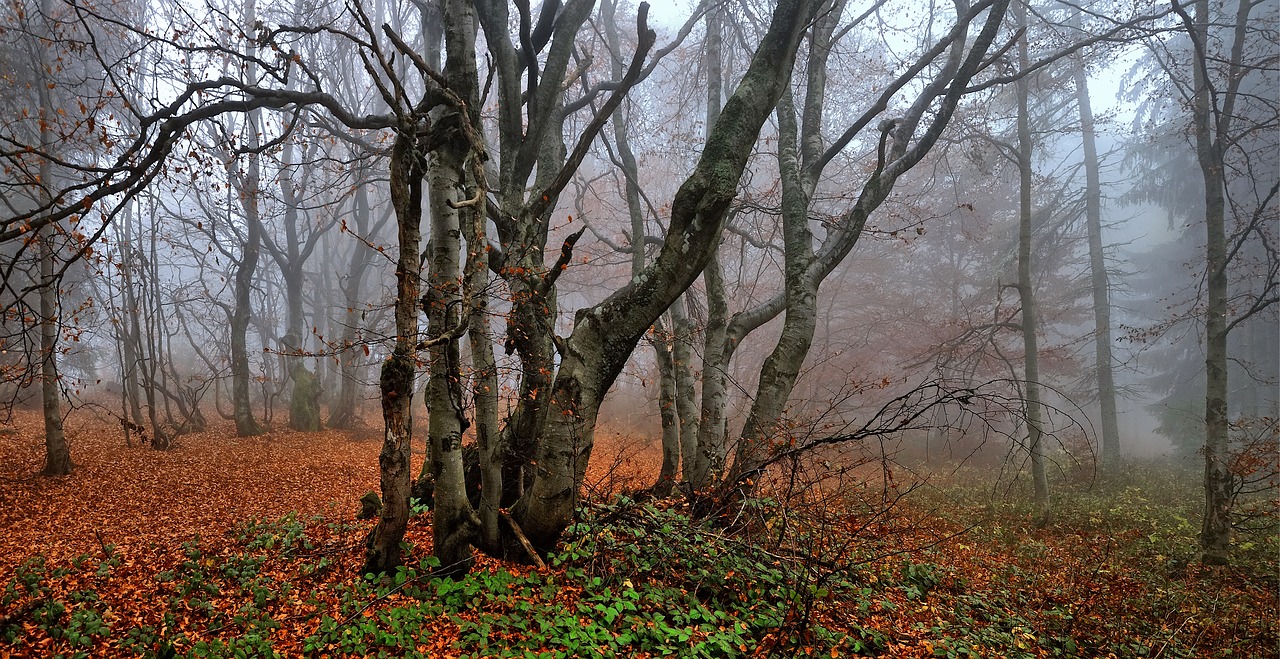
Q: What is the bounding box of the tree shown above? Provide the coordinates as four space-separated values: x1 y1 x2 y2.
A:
0 0 122 474
1071 21 1121 470
2 0 1200 578
726 0 1016 493
1168 0 1279 564
1008 0 1051 518
327 161 391 430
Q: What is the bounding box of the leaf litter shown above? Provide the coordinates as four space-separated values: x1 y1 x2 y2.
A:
0 408 1275 657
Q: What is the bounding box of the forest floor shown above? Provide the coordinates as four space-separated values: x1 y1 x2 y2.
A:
0 408 1275 658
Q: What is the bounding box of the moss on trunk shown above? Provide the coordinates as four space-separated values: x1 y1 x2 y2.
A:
288 365 322 432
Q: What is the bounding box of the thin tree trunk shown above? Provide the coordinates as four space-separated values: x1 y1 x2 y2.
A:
689 3 727 489
143 204 172 449
1015 6 1049 519
466 199 502 554
35 0 69 476
276 133 322 432
230 0 263 438
329 173 377 429
118 215 146 438
1188 0 1236 566
38 223 70 475
669 296 701 464
230 204 264 437
363 130 424 576
1073 47 1120 470
652 316 681 494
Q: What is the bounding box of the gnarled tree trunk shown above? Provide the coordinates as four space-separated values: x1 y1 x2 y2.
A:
363 130 424 576
508 0 823 552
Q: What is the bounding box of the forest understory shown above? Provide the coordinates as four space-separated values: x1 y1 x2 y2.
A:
0 409 1275 658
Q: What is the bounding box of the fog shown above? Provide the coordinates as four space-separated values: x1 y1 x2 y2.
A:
1 0 1275 555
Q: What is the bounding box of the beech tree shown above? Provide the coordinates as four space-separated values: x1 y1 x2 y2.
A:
1 0 128 473
719 0 1017 492
9 0 1259 582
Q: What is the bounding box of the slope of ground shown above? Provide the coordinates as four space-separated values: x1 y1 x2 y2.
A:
0 408 1275 658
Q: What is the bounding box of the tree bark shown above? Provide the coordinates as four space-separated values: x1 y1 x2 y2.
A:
1072 48 1120 471
407 0 492 569
652 315 681 494
38 221 70 475
35 0 69 476
423 147 478 575
669 295 700 464
1015 4 1050 519
466 199 502 554
691 257 732 488
363 130 424 577
509 0 823 551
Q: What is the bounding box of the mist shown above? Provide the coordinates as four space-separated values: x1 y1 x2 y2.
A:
1 0 1276 654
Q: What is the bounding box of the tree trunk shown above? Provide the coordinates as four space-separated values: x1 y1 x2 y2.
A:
363 130 423 577
509 0 822 552
688 3 726 489
652 316 681 494
423 146 478 575
230 186 264 436
1015 7 1050 519
730 88 816 486
35 0 69 476
1073 49 1120 470
695 0 1008 493
466 202 502 554
1188 0 1232 566
276 133 322 432
669 296 701 466
328 173 377 429
421 0 488 571
229 0 263 438
38 221 70 476
490 102 574 510
690 257 728 488
114 207 147 440
727 0 991 492
143 207 172 449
